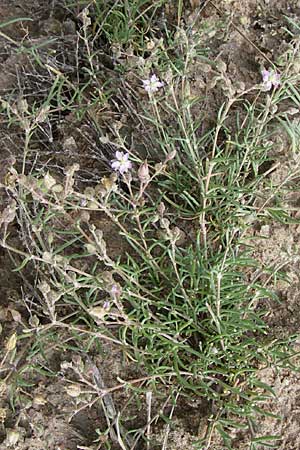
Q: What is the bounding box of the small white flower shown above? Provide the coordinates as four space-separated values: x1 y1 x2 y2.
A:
111 151 132 175
261 68 281 91
142 74 164 93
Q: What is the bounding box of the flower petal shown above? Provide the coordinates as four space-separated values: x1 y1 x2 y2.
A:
263 81 272 91
111 161 121 170
115 151 124 160
150 74 158 82
261 69 270 82
273 74 281 87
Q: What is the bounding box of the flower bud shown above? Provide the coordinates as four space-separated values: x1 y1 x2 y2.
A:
85 243 97 254
44 172 57 190
138 161 150 183
165 150 177 161
36 105 50 123
158 202 166 217
6 333 17 351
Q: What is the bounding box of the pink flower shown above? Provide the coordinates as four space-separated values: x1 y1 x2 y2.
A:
142 74 164 93
110 283 122 299
261 68 281 91
111 151 132 175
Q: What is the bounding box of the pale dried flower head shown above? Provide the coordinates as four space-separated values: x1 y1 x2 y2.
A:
6 429 20 446
88 306 108 321
66 384 81 398
33 395 47 406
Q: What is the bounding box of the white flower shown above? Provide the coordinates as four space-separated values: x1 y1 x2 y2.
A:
111 151 132 175
142 74 164 93
261 68 280 91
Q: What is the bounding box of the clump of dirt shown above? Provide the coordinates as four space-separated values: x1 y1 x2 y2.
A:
152 422 196 450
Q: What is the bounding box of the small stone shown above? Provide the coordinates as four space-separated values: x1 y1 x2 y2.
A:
260 225 270 236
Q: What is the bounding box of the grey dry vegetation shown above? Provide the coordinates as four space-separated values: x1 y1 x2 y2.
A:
0 1 300 449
